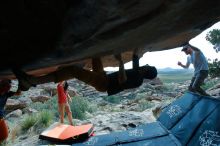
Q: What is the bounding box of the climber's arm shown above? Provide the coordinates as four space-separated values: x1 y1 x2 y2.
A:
115 54 127 84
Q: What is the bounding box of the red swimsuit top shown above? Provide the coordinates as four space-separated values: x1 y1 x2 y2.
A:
57 83 67 104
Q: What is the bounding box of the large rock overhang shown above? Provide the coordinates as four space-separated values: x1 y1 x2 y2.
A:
0 0 220 78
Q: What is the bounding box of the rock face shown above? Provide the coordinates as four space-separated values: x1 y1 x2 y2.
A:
0 0 220 80
5 99 27 112
30 95 51 103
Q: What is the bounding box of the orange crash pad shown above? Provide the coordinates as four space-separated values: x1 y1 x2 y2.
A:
0 119 8 143
39 122 94 144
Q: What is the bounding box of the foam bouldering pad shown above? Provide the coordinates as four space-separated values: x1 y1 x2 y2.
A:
171 97 219 145
73 122 181 146
39 122 94 144
158 92 201 129
122 134 181 146
188 105 220 146
158 92 220 146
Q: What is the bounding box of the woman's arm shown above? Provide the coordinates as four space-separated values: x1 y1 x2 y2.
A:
67 92 72 103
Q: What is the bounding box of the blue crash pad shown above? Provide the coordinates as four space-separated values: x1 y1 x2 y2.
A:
73 122 181 146
158 92 220 146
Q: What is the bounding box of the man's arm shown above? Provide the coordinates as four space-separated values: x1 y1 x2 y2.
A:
178 59 190 69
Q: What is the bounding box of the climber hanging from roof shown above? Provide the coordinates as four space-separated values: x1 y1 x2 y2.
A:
12 49 157 96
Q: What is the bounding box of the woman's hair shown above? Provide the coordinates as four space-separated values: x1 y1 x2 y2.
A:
63 81 69 91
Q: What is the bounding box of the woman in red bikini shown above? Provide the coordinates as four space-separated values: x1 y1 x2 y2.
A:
57 81 73 125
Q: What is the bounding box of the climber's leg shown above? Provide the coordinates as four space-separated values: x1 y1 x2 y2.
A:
12 64 109 92
92 57 104 73
12 68 36 91
54 65 108 92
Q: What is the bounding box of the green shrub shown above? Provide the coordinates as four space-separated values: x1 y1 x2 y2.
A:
202 78 220 90
208 59 220 78
30 95 96 120
69 96 93 120
21 115 37 132
30 96 59 118
37 110 53 127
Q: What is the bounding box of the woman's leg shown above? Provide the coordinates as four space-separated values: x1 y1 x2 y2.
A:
65 103 73 126
58 104 65 124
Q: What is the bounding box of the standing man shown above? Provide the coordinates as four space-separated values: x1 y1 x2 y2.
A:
178 43 209 96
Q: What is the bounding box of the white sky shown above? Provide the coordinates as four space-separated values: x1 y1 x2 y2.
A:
105 22 220 71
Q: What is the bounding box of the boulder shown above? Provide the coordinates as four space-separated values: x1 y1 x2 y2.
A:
0 0 220 81
5 109 22 119
5 99 27 111
29 95 51 103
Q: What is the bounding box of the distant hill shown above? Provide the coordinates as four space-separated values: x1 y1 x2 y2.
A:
158 68 193 83
158 68 193 74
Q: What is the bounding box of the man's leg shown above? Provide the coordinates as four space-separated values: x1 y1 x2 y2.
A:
192 70 209 96
188 76 196 92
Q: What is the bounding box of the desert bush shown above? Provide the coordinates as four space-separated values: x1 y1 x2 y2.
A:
37 110 53 127
30 96 58 118
21 115 37 132
203 77 220 90
31 95 95 120
69 96 94 120
208 59 220 78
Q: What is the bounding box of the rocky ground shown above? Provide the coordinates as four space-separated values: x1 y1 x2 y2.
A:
1 77 220 146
